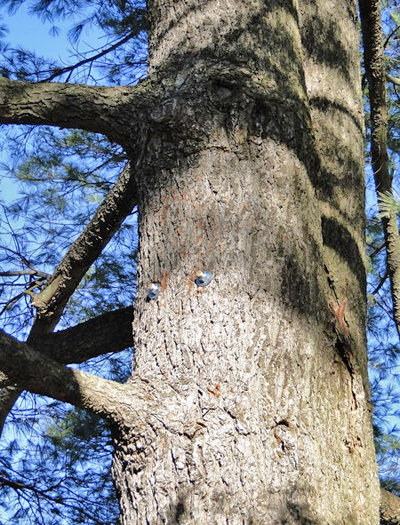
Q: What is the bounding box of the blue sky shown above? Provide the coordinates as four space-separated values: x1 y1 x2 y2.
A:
0 5 101 204
1 6 67 203
6 6 67 57
3 3 99 60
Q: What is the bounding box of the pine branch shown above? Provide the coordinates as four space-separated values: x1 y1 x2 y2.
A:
29 162 138 336
0 473 103 523
41 32 136 83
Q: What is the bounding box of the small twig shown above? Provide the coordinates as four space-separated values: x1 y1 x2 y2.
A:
0 270 51 279
383 24 400 49
40 32 135 82
369 241 386 259
0 473 104 521
371 270 389 295
0 244 32 269
0 291 25 316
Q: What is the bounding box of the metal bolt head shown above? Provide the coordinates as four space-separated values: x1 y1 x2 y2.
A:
195 270 212 287
147 282 160 299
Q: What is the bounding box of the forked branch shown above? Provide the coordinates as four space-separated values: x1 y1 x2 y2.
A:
0 306 134 435
28 162 138 337
0 163 139 433
0 329 128 420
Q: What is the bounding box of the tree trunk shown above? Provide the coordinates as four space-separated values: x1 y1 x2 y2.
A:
110 0 380 523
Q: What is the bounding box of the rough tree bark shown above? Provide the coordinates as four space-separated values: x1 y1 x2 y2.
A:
0 0 382 523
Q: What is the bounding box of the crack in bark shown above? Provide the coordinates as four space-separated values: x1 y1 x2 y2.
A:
334 334 358 411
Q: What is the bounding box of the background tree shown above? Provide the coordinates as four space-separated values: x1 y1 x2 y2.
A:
0 0 398 523
361 0 400 504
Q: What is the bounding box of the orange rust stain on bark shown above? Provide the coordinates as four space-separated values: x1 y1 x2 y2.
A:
330 297 348 335
160 271 170 292
208 384 221 397
195 232 203 245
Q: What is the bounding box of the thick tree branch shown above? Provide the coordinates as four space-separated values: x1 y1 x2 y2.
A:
34 305 134 364
360 0 400 337
380 488 400 525
0 160 142 434
0 306 133 435
28 162 139 336
0 329 128 421
0 77 152 145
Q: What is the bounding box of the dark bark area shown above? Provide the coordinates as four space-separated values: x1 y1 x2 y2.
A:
32 306 134 363
380 489 400 525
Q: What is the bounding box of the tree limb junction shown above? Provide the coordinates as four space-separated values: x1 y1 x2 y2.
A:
0 329 128 420
0 76 153 146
